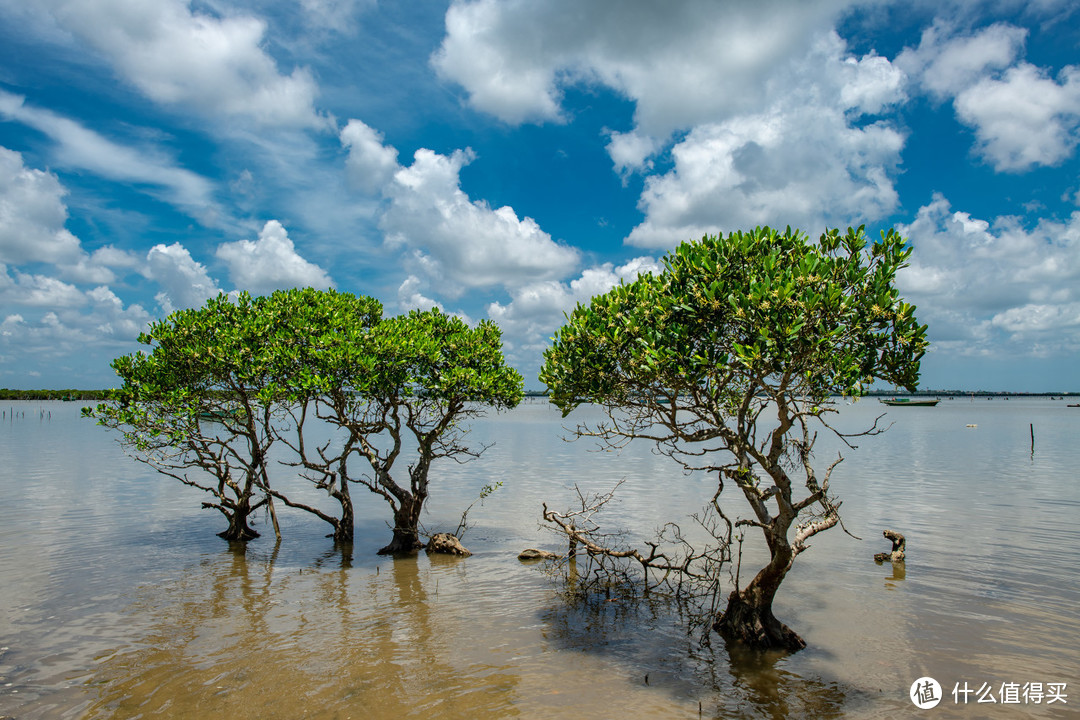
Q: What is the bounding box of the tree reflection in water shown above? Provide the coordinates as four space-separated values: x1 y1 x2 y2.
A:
719 642 847 719
83 545 522 719
541 587 851 719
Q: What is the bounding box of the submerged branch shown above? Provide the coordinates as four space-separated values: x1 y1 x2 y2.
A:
539 481 732 625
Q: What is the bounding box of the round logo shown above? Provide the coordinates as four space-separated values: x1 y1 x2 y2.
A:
910 677 943 709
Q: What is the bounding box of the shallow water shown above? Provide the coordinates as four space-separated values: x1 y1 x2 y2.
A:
1 398 1077 718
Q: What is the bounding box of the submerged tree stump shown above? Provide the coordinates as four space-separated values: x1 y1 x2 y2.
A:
873 529 906 563
714 589 807 653
426 533 472 557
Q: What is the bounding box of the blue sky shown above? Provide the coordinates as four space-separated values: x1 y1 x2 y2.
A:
1 0 1079 391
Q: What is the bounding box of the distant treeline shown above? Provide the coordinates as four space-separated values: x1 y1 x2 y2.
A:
0 389 113 401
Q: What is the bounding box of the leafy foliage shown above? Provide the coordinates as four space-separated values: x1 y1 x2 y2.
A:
543 225 926 413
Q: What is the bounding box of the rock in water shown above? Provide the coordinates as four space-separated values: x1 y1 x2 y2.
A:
873 529 906 563
427 533 472 557
518 548 559 561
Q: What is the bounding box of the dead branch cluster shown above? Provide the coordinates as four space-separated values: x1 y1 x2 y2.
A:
540 480 732 629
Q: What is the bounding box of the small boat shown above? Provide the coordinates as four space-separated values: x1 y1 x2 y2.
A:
880 397 939 407
198 407 247 422
1068 404 1080 408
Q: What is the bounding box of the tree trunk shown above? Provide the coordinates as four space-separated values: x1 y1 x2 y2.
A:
217 506 260 542
713 540 806 652
714 588 805 652
330 488 354 544
377 497 424 555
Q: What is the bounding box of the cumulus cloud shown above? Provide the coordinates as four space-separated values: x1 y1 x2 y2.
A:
340 121 580 292
896 21 1027 99
61 245 142 285
341 119 400 194
0 146 83 265
438 5 907 245
624 34 905 248
216 220 334 294
626 109 903 248
145 242 222 314
22 0 325 128
0 279 152 377
82 285 153 340
383 148 580 291
0 266 85 308
434 0 854 136
898 194 1080 355
0 92 218 222
0 263 150 338
955 64 1080 171
397 274 443 312
0 145 142 284
897 22 1080 172
606 130 662 177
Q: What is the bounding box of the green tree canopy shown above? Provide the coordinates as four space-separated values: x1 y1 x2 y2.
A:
543 225 925 413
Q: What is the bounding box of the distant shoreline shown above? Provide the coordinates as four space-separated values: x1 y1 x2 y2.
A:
1 389 111 401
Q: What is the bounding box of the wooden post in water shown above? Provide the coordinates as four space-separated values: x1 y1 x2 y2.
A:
1030 423 1035 456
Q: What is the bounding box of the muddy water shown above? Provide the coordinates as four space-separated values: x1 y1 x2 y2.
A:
1 399 1078 718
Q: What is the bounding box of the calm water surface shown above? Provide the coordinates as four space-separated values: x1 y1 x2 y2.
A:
1 398 1078 718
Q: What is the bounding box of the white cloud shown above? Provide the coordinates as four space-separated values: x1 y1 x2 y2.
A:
0 262 151 356
340 119 400 194
0 146 83 265
83 285 152 339
896 21 1027 99
955 63 1080 171
606 130 661 177
0 313 24 335
626 107 903 249
0 267 85 308
0 92 218 222
620 31 906 248
437 7 908 247
341 121 581 292
837 51 906 115
0 146 141 284
145 242 221 314
383 147 580 291
0 139 201 374
26 0 325 129
54 242 141 286
216 220 333 295
897 22 1080 172
898 194 1080 354
433 0 855 136
0 280 152 367
991 303 1080 334
58 252 126 285
397 274 443 312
